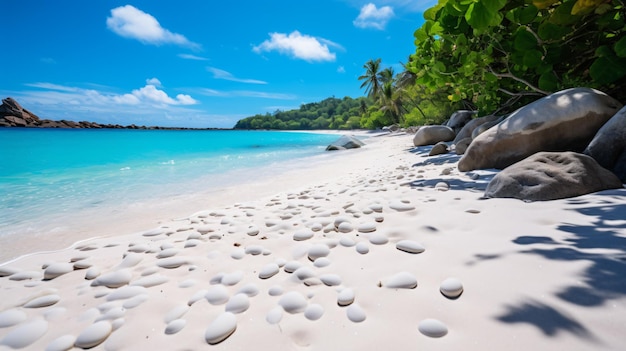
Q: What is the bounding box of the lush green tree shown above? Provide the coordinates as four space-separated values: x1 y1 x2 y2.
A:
409 0 626 115
358 58 383 99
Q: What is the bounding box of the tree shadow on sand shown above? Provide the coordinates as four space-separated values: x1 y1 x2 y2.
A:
494 189 626 340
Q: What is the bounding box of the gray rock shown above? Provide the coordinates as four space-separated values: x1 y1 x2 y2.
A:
453 114 503 143
459 88 622 172
584 105 626 182
326 135 365 151
446 110 477 134
413 125 455 146
485 151 623 201
429 142 449 156
454 137 472 155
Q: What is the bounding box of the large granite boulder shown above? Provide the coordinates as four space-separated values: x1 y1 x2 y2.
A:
446 110 477 135
458 88 623 172
485 152 623 201
584 105 626 182
0 97 40 126
413 125 455 146
326 135 365 151
452 114 503 144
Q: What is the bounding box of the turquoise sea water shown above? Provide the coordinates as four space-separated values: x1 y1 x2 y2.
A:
0 129 342 240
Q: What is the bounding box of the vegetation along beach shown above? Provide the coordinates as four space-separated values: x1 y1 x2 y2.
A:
1 1 626 350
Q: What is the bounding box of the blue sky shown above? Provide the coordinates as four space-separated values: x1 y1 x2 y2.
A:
3 0 434 128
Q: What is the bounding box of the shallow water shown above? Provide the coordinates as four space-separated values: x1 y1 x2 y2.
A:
0 129 342 241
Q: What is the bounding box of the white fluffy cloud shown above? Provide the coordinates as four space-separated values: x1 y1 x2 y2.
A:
25 81 197 107
253 31 340 62
353 3 395 30
106 5 200 49
206 67 267 84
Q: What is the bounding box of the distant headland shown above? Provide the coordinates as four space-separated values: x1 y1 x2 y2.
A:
0 97 225 130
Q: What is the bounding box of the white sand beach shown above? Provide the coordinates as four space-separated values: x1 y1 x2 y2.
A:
1 132 625 350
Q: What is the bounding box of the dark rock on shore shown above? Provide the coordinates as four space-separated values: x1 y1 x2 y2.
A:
484 152 623 201
584 105 626 182
326 135 365 151
458 88 623 172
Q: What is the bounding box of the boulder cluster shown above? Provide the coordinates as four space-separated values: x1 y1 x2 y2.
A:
412 87 625 201
0 97 211 130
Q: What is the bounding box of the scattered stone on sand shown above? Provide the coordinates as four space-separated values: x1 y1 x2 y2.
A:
0 309 27 328
337 288 355 307
0 318 48 349
293 228 314 241
43 262 74 280
266 307 283 324
205 285 230 305
46 334 77 351
384 272 418 289
396 240 425 254
418 319 448 338
346 303 367 323
165 319 187 335
259 263 280 279
24 294 61 308
440 277 464 299
204 312 237 345
304 304 325 321
93 269 132 288
307 244 330 261
74 321 113 349
225 293 250 314
279 291 308 313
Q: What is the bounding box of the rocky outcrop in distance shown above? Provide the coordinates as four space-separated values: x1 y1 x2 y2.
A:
0 97 220 130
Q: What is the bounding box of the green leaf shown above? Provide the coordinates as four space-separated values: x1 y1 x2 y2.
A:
549 2 581 26
514 29 538 51
615 36 626 58
538 22 571 41
590 55 626 84
539 71 558 91
519 5 539 24
523 50 543 68
482 0 507 13
465 2 502 30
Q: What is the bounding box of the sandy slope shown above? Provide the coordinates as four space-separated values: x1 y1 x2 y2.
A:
1 133 625 351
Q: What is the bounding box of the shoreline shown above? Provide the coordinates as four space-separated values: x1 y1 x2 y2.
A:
1 132 626 350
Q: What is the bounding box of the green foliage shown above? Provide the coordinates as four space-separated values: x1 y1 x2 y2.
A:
233 96 373 130
410 0 626 115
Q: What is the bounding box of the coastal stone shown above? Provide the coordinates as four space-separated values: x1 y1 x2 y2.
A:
396 240 425 254
294 267 316 280
268 285 284 296
307 244 330 261
245 245 264 255
73 259 92 270
221 271 244 286
357 222 377 233
130 274 168 288
283 261 302 273
346 303 367 323
205 285 230 305
164 304 189 324
259 263 280 279
413 125 455 146
485 152 623 201
320 274 342 286
84 267 101 280
247 226 260 236
184 239 201 248
230 248 245 260
165 319 187 335
369 203 383 213
459 88 623 172
418 319 448 338
355 242 369 254
429 142 449 156
156 248 179 259
339 236 356 247
304 304 325 321
0 266 19 277
0 309 27 328
446 110 477 135
454 137 472 155
337 221 354 233
93 269 132 288
471 115 506 139
156 257 188 269
584 105 626 182
313 257 331 268
453 114 504 144
225 293 250 314
46 335 77 351
337 288 355 306
204 312 237 345
384 272 418 289
368 233 388 245
0 97 40 126
122 294 149 309
293 228 314 241
440 278 464 299
142 228 164 237
43 262 74 280
24 294 61 308
188 290 209 305
279 291 308 313
389 200 415 212
74 321 112 349
0 318 48 348
266 307 283 324
9 270 42 281
326 135 365 151
106 286 147 301
237 283 260 297
117 252 143 268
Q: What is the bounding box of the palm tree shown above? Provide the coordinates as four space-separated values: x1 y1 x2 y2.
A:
379 81 404 124
358 58 382 99
378 67 395 86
